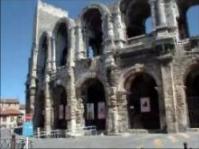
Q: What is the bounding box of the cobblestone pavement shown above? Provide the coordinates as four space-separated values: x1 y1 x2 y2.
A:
31 132 199 148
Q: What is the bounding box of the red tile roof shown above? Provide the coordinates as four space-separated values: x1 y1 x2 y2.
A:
0 109 22 116
0 99 19 104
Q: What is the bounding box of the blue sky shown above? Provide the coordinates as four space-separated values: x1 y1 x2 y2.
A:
1 0 199 104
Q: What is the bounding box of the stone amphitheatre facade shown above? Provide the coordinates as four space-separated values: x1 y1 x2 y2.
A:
26 0 199 135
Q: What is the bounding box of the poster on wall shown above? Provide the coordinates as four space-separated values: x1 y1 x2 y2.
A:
65 105 70 120
87 103 94 120
98 102 106 119
59 105 64 119
140 97 151 112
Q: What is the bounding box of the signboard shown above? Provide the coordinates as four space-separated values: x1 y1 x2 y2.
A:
140 97 151 112
59 105 64 119
98 102 106 119
65 105 70 120
87 103 94 120
22 121 33 137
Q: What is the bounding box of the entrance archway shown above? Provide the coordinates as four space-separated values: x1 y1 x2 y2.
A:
185 64 199 128
53 85 68 129
81 79 106 131
126 73 160 129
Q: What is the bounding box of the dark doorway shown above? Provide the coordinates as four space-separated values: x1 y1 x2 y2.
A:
185 66 199 128
82 79 106 131
53 85 68 129
127 73 160 129
37 91 45 129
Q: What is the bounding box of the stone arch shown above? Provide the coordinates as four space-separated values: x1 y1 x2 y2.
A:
118 65 162 130
118 64 161 92
80 4 111 58
76 72 106 99
184 62 199 128
52 18 74 67
125 72 160 129
79 77 107 131
118 0 152 38
79 3 111 19
176 0 199 39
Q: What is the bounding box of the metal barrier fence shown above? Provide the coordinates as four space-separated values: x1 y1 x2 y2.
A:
33 126 97 138
0 135 33 149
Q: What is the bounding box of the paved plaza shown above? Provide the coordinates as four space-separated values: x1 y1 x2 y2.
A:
1 128 199 148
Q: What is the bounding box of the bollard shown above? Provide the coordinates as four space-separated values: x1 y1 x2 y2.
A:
37 127 40 138
10 134 16 149
183 142 188 149
25 137 29 149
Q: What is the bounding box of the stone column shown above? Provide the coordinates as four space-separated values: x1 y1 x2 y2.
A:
67 21 77 134
103 15 115 67
51 35 56 73
160 62 178 133
154 0 169 39
44 33 52 135
106 86 119 134
75 20 85 60
29 43 39 128
102 15 119 134
112 7 126 48
149 0 157 28
157 0 167 27
175 84 189 131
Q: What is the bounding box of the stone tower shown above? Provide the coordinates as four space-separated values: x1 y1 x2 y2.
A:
26 0 199 135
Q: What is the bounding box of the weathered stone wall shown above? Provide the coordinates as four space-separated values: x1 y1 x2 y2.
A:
26 0 199 135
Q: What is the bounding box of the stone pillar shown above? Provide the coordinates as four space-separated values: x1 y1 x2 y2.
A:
51 35 56 72
149 0 157 28
157 0 167 27
106 86 119 134
67 21 77 134
160 62 178 133
102 15 119 134
75 20 85 60
155 86 167 131
103 15 115 67
29 43 39 129
44 33 52 135
175 84 189 131
112 7 126 48
154 0 169 38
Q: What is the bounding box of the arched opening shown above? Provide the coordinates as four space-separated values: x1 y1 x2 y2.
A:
187 6 199 37
82 9 103 58
125 73 160 129
53 85 68 129
37 34 47 78
35 91 45 130
145 17 153 34
177 1 199 39
185 64 199 128
55 23 68 67
120 0 152 38
81 79 106 131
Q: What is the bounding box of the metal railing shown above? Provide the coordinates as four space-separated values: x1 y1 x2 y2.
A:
0 135 33 149
33 126 97 138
